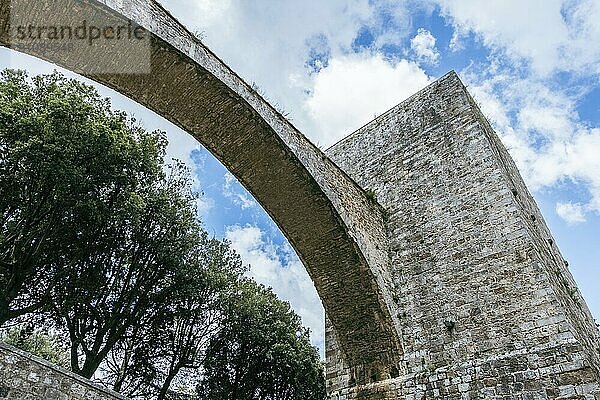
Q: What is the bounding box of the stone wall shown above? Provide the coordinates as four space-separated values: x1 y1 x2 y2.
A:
326 71 600 399
0 342 124 400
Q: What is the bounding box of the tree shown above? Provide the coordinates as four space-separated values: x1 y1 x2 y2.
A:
0 69 167 326
50 159 203 378
0 69 208 380
198 280 326 400
0 69 326 399
1 325 69 368
151 237 244 400
102 234 245 400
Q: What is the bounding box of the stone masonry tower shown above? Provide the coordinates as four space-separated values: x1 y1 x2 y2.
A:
324 71 600 399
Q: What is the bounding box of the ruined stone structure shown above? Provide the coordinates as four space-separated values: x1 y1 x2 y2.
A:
0 342 124 399
0 1 599 399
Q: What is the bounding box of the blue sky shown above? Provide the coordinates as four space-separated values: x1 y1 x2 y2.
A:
2 0 600 356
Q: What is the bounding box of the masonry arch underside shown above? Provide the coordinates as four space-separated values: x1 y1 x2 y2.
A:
0 0 403 382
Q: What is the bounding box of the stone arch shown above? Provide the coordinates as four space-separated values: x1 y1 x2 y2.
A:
0 0 401 382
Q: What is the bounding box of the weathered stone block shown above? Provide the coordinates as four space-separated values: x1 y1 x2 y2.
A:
0 343 124 400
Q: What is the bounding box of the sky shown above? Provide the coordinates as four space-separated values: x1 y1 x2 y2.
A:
1 0 600 357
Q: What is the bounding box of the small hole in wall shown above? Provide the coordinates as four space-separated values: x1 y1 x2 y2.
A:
444 320 455 332
390 365 399 378
511 189 518 197
531 215 536 222
548 239 553 246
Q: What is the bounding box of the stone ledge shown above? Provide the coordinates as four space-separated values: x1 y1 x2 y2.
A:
0 342 126 399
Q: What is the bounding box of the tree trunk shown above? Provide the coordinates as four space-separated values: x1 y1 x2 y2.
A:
0 299 10 326
157 369 179 400
113 339 134 393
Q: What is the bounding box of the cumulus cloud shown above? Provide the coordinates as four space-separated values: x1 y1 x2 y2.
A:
410 28 440 64
158 0 429 146
436 0 600 76
438 0 600 223
556 202 587 225
465 70 600 216
223 172 256 210
448 26 467 52
225 225 325 355
306 53 431 146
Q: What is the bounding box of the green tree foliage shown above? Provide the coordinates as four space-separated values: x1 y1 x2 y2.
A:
198 280 326 400
0 69 206 377
0 69 167 325
103 235 244 400
50 159 208 379
1 325 69 368
0 69 326 399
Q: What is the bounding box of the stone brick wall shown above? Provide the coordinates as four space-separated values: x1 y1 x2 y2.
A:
0 342 125 400
326 71 600 399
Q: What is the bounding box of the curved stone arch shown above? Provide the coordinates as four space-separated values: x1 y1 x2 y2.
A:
0 0 401 383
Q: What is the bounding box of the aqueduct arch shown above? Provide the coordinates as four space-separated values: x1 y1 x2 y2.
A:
0 0 402 385
3 1 600 399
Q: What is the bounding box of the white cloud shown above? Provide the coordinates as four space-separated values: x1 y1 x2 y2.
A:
306 53 431 147
225 225 325 355
556 202 587 225
437 0 600 76
448 26 466 52
410 28 440 64
158 0 426 146
465 70 600 216
223 172 256 210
